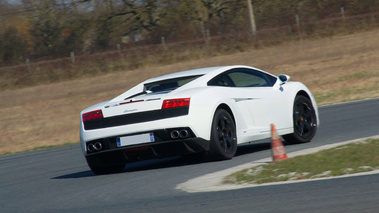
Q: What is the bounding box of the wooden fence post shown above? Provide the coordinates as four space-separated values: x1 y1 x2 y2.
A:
26 58 31 71
205 29 210 47
70 52 75 63
341 7 346 21
295 14 300 28
161 37 167 50
117 44 121 53
247 0 257 37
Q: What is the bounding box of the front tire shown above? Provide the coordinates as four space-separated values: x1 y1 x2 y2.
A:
283 95 317 144
205 109 237 160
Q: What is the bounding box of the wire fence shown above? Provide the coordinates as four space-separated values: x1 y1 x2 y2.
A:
1 10 378 89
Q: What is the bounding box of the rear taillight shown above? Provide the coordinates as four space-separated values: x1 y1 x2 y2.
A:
162 98 190 109
82 110 103 122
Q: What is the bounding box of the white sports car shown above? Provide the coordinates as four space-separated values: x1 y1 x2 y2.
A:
80 65 318 174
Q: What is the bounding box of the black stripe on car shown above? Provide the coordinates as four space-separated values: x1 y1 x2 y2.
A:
83 106 189 130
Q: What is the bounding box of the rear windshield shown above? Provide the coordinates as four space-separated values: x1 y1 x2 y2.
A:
144 75 202 93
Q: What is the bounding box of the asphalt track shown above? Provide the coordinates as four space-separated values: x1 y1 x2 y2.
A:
1 98 378 213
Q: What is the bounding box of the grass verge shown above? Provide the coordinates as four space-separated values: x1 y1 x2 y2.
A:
0 142 78 156
223 138 379 185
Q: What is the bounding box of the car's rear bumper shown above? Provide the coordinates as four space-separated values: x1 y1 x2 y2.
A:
84 128 210 162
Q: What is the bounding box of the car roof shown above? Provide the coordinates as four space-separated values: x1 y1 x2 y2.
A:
142 65 277 86
143 66 228 84
108 65 275 103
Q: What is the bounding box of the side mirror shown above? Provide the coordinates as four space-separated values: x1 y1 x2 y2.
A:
278 74 290 85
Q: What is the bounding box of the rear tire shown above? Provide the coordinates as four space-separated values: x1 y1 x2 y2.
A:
283 95 317 144
204 109 237 160
86 152 126 175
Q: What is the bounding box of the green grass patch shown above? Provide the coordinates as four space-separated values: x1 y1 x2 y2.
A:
224 138 379 185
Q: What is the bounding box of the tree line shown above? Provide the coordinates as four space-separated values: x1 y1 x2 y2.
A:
1 0 378 66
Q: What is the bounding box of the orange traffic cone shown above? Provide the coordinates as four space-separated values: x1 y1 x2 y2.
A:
271 123 288 162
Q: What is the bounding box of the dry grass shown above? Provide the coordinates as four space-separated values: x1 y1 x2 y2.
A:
1 30 379 155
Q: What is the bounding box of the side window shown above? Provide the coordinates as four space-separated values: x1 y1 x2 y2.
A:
264 73 278 85
207 74 235 87
207 68 275 87
228 68 272 87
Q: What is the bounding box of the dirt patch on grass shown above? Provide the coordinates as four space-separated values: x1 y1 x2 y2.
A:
1 30 379 155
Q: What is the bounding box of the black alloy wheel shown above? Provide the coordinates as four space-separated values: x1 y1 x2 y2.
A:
205 109 237 160
283 95 317 144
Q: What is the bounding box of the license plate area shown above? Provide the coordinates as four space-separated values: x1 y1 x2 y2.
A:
117 133 155 147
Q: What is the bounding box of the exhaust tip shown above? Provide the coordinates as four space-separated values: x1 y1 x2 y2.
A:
179 129 189 138
170 130 180 139
87 143 95 152
94 142 103 151
87 142 103 152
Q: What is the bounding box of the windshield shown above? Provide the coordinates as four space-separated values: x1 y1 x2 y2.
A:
144 75 202 93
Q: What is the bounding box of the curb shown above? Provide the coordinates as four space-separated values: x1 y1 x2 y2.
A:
176 135 379 193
